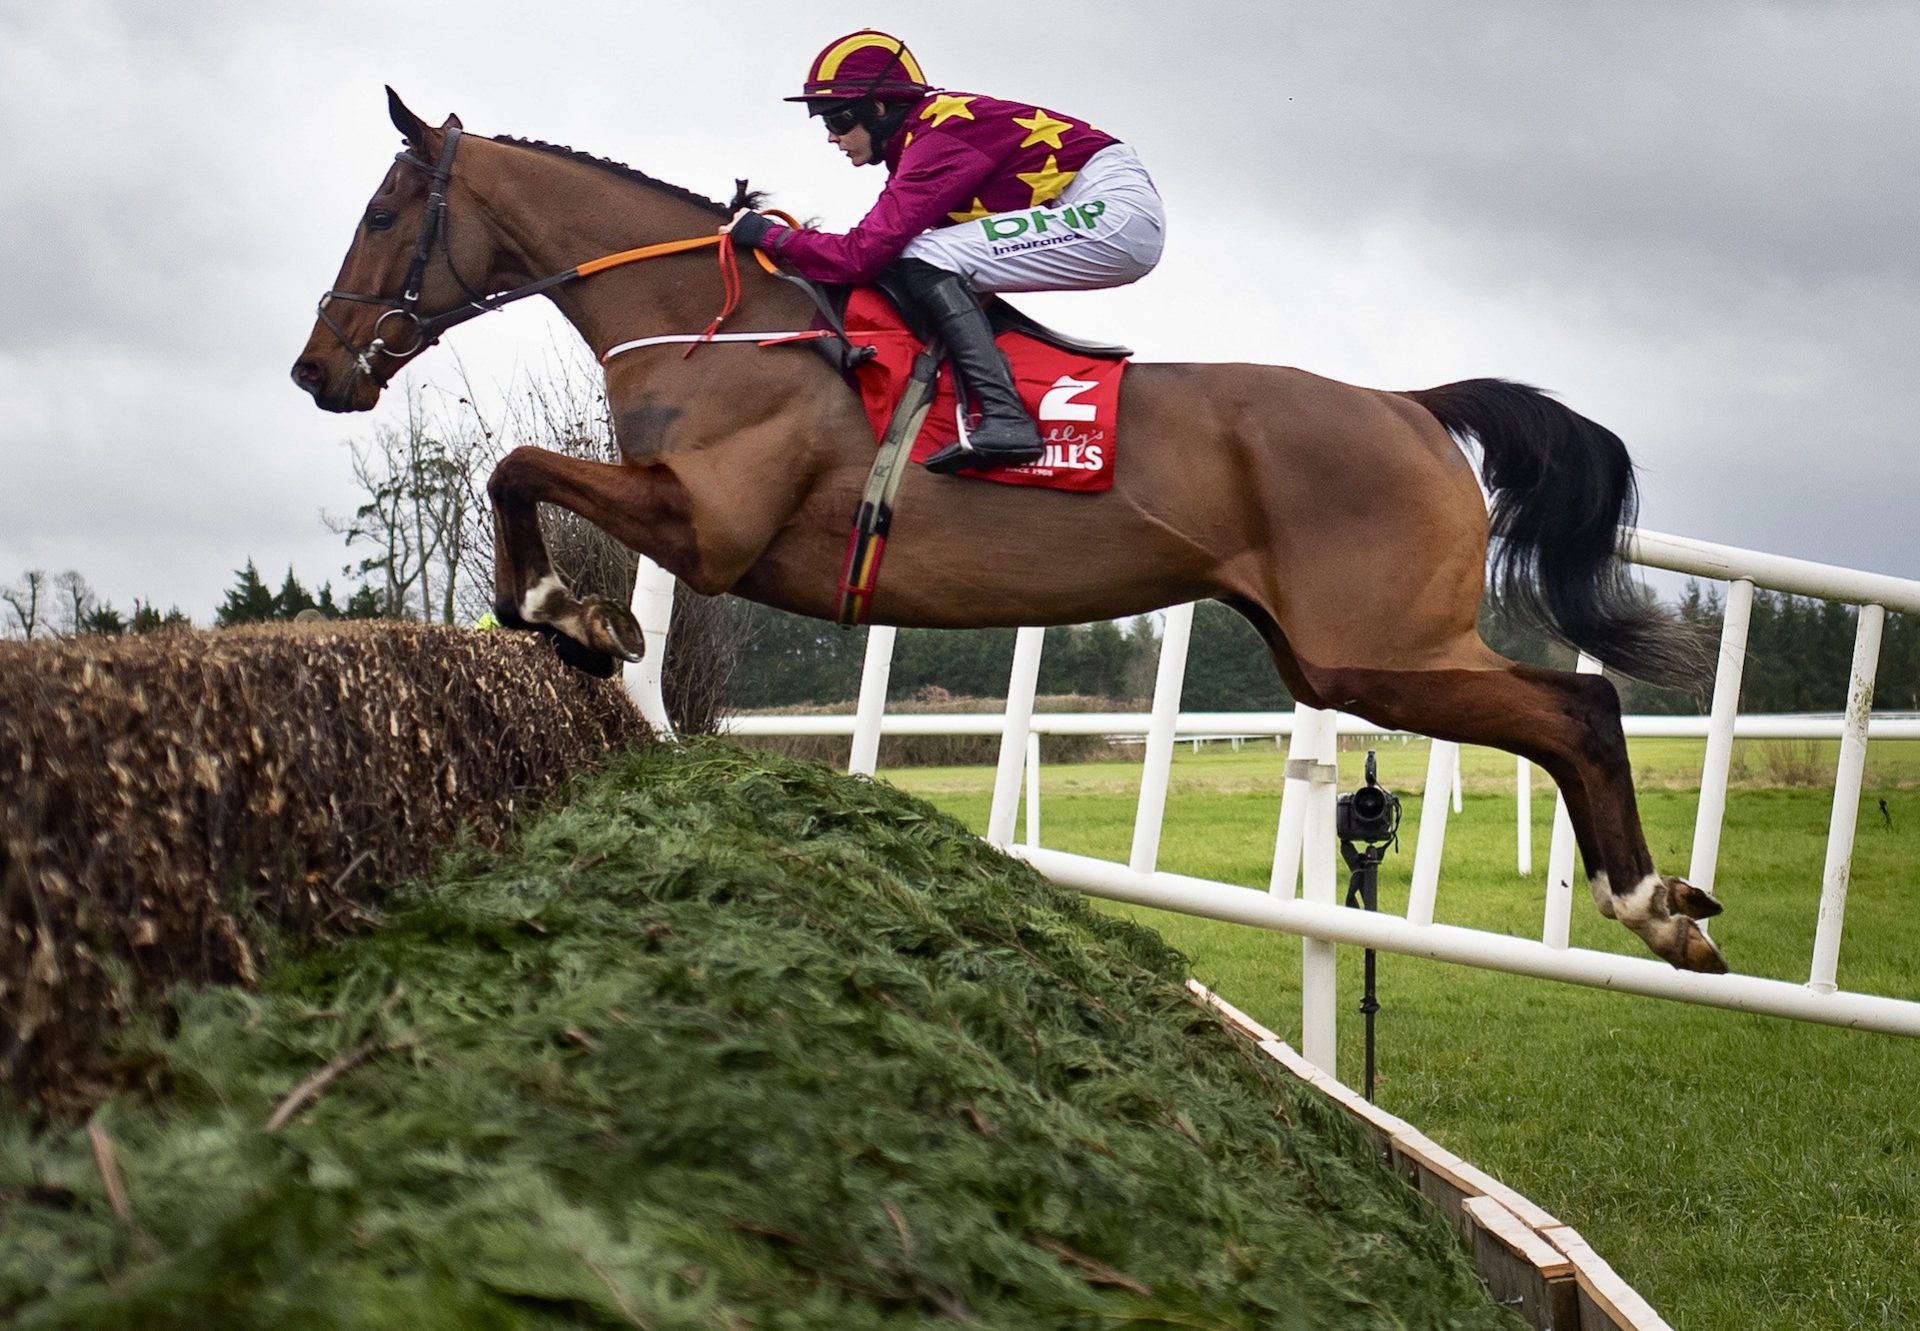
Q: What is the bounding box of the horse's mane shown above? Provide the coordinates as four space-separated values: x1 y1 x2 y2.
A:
491 136 733 218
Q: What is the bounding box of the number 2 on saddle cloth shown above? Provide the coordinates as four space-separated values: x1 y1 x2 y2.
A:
835 287 1128 625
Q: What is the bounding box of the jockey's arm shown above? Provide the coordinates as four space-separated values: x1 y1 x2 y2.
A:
749 136 995 285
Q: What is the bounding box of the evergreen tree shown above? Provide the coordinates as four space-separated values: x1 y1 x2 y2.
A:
215 561 277 626
343 584 391 620
724 604 865 707
273 567 318 620
79 604 127 636
1881 610 1919 712
1178 600 1291 711
1037 620 1137 698
890 628 1020 700
130 601 193 633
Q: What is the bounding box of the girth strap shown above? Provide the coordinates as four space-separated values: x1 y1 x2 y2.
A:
836 341 944 627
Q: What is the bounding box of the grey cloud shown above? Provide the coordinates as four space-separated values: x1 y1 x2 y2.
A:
1 1 1914 621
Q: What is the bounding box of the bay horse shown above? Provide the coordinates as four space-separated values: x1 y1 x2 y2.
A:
292 92 1727 973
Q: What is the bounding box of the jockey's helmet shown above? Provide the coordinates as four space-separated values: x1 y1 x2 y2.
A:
785 31 930 148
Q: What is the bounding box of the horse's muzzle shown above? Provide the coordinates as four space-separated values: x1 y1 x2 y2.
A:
290 358 375 413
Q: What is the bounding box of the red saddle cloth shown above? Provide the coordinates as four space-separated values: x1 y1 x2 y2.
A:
843 288 1125 491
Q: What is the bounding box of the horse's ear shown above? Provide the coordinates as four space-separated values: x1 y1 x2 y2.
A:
442 112 463 132
386 86 430 147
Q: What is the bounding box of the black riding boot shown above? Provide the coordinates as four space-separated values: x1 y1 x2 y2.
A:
888 259 1043 473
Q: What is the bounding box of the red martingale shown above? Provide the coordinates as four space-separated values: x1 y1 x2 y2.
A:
844 289 1124 490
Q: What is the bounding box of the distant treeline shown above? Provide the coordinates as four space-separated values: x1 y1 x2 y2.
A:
725 584 1920 716
16 558 1916 717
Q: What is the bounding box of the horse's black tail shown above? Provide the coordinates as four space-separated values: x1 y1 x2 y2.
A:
1406 377 1710 690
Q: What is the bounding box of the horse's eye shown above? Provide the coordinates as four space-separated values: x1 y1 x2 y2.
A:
365 209 396 232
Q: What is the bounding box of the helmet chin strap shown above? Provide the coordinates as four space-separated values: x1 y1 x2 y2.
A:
862 100 914 155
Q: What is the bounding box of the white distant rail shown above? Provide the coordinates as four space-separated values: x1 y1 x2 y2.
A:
722 712 1920 741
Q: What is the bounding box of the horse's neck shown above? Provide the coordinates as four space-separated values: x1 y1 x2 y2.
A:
473 141 810 358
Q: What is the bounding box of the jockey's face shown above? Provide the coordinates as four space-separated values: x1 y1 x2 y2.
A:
828 122 876 167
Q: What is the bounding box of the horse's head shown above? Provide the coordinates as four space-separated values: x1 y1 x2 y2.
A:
291 90 484 412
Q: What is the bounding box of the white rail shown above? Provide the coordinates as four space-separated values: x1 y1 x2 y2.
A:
1020 847 1920 1039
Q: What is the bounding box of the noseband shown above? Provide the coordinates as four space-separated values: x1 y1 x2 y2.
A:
315 128 497 376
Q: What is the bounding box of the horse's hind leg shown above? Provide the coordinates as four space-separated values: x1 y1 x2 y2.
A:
1288 644 1727 973
486 446 657 677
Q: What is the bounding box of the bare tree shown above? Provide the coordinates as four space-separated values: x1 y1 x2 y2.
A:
52 570 96 636
324 382 487 623
437 347 637 623
2 569 49 639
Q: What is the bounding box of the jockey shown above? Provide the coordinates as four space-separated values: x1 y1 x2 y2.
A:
725 30 1164 474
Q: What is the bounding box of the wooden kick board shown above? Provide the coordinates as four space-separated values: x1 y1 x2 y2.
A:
1186 979 1674 1330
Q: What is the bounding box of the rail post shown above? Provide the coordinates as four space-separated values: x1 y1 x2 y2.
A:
624 557 678 738
1689 578 1755 894
848 626 897 777
988 627 1046 848
1130 603 1194 874
1810 604 1885 993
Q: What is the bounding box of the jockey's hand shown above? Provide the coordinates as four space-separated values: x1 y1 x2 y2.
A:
724 209 775 250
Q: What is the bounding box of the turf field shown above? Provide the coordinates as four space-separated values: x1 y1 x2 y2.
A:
888 738 1920 1331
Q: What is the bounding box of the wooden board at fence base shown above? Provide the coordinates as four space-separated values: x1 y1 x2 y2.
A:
1541 1227 1676 1331
1185 980 1674 1331
1256 1036 1415 1159
1388 1122 1563 1237
1462 1196 1579 1330
1184 979 1281 1044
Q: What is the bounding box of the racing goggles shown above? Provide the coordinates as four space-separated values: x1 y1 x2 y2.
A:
813 99 870 136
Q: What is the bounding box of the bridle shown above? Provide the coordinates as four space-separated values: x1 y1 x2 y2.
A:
314 129 797 379
315 128 506 376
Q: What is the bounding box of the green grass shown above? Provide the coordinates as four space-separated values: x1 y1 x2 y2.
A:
887 739 1920 1331
2 743 1524 1330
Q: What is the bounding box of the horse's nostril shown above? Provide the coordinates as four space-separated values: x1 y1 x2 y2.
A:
292 360 324 390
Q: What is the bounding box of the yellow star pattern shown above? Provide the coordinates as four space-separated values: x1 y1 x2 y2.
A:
918 94 978 129
946 198 992 223
1016 154 1077 207
1012 110 1073 150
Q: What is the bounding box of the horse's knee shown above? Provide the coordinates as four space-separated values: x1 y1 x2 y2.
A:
486 445 545 505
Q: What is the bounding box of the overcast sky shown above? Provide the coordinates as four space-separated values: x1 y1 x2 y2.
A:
2 1 1914 625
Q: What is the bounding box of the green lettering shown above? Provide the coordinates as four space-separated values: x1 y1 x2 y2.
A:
1029 210 1051 234
982 215 1028 241
1077 200 1106 229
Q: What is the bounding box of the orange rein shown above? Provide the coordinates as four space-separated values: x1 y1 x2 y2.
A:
574 211 799 355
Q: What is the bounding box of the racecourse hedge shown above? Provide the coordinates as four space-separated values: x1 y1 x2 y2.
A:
0 623 644 1111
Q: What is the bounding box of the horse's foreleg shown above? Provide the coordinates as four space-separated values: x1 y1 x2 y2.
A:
1298 656 1727 973
486 446 668 676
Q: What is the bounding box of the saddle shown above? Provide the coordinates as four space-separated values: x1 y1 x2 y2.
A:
785 271 1133 374
810 275 1133 625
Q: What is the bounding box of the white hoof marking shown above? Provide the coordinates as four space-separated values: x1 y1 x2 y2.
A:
520 573 568 625
1612 873 1662 926
1589 870 1616 919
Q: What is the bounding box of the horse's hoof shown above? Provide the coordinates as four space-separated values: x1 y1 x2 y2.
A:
545 626 620 679
584 599 645 663
1613 874 1731 974
1675 919 1729 974
1669 878 1724 920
